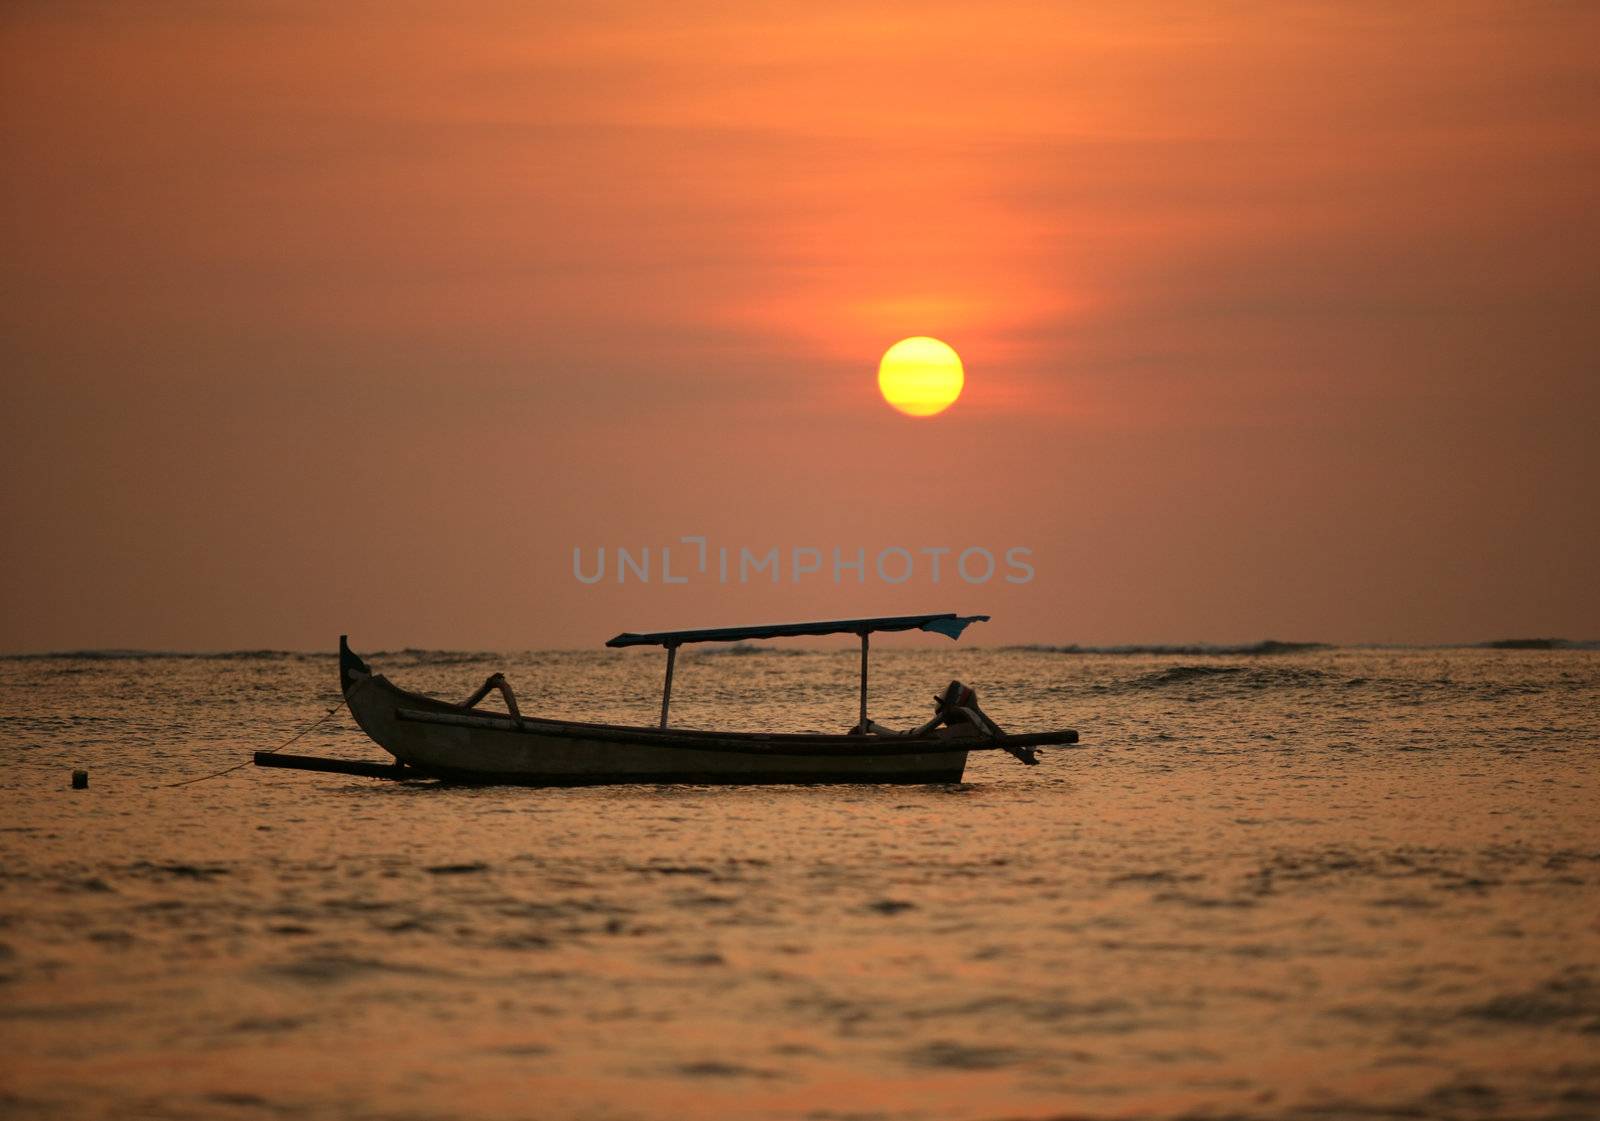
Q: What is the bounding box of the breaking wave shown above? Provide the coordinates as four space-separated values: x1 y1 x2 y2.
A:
1009 640 1331 656
688 643 805 658
377 649 501 667
1118 664 1337 691
0 649 309 662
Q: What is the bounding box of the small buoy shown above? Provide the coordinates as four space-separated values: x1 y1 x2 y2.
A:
71 770 88 790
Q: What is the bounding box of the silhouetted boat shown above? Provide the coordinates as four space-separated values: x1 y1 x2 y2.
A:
329 614 1079 785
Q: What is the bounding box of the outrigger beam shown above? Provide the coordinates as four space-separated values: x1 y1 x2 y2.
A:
254 752 409 780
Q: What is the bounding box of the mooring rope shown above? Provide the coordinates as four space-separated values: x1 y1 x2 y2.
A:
167 679 364 788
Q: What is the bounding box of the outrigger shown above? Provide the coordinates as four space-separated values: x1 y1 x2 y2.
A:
255 613 1079 785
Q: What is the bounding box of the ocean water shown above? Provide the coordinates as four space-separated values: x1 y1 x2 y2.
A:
2 645 1597 1121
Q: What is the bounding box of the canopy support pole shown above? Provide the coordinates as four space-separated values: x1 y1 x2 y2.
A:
659 645 677 729
858 632 869 732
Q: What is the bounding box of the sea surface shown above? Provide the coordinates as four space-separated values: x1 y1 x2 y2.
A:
2 645 1598 1121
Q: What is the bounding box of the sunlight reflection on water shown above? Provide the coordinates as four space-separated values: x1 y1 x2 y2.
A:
2 647 1598 1119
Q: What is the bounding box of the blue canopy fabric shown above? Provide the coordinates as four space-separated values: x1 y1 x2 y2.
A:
606 613 990 648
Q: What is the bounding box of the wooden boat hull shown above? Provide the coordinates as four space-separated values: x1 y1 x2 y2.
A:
341 642 972 785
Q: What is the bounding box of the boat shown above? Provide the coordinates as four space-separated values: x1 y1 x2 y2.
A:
324 613 1079 785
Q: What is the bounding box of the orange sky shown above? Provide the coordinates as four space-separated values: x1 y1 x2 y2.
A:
2 2 1596 651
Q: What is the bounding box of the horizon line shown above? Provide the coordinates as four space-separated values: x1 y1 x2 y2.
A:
3 637 1596 659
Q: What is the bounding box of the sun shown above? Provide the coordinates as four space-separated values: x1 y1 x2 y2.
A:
878 337 964 417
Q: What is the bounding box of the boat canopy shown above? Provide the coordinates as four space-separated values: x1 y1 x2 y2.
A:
605 613 990 649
